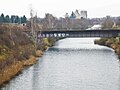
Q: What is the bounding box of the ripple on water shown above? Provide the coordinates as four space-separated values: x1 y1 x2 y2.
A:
1 38 120 90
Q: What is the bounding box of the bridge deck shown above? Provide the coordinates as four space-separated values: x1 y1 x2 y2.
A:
37 29 120 38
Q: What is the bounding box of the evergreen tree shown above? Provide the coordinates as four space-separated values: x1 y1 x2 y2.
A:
0 16 2 23
15 16 20 23
11 15 16 23
0 13 5 23
21 15 27 23
5 15 10 23
20 17 23 23
0 13 27 24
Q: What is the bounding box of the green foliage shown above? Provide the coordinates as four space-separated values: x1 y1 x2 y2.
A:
5 15 10 23
0 13 27 24
43 38 50 46
0 13 5 23
21 15 27 23
11 15 16 23
15 16 20 23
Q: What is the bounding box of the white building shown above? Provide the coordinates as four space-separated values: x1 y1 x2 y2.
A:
69 10 87 19
74 10 81 19
80 11 87 19
86 25 102 30
65 13 69 18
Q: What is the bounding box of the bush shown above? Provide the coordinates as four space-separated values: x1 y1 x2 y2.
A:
0 24 36 69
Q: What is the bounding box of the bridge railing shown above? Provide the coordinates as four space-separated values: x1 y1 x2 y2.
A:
37 29 120 38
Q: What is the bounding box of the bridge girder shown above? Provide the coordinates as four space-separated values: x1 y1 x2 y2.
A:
37 30 120 38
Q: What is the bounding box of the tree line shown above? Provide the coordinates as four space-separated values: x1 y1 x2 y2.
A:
0 13 27 24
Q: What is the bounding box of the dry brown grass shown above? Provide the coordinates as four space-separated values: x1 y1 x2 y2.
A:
95 38 120 59
0 55 37 86
35 50 43 57
0 24 52 86
0 61 23 85
0 49 44 86
0 24 28 31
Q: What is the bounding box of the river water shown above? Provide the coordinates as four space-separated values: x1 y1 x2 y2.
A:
1 38 120 90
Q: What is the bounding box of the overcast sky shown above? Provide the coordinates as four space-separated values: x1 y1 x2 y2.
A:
0 0 120 18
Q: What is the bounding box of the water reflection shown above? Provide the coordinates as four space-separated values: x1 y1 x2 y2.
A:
1 38 120 90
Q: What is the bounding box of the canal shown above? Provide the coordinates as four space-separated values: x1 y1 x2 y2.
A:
1 38 120 90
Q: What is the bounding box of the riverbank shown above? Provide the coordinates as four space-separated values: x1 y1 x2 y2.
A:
94 37 120 59
0 54 38 86
3 38 119 90
0 25 56 87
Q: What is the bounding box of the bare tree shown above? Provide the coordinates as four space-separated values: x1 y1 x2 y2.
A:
102 16 114 29
30 7 37 51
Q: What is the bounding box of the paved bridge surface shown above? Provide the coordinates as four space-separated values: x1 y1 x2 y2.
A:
37 29 120 38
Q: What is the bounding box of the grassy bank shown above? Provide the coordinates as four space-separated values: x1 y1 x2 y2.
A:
0 24 56 87
94 37 120 59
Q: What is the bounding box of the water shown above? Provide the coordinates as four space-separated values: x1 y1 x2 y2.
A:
1 38 120 90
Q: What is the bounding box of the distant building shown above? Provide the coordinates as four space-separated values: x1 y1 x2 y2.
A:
86 24 102 30
80 11 87 19
65 13 69 18
69 9 87 19
74 10 80 19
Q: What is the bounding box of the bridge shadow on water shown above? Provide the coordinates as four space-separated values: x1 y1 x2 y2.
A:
47 46 114 59
48 47 113 52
